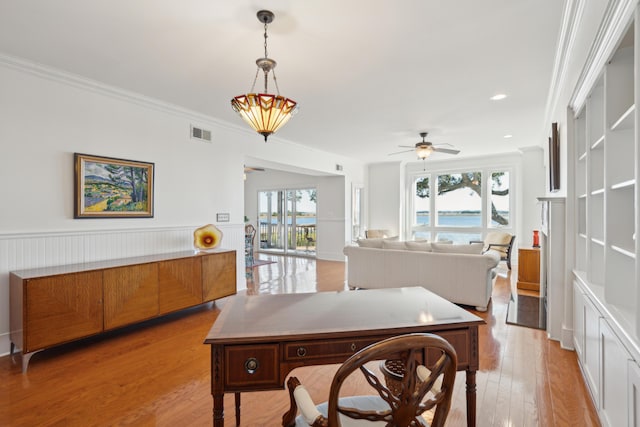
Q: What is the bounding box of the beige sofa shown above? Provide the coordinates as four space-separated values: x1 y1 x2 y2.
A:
343 241 500 311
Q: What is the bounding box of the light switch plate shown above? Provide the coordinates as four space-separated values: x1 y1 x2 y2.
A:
216 213 230 222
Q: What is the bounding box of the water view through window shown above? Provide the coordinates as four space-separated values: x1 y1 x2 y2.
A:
412 171 510 243
258 189 317 255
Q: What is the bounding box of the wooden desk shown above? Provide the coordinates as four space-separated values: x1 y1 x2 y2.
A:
204 287 484 426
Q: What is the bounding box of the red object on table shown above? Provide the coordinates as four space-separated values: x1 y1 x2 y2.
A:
533 230 540 247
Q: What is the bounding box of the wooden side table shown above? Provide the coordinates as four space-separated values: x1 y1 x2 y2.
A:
517 248 540 291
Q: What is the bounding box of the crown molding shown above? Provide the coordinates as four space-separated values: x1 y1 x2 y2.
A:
0 52 246 133
544 0 585 126
0 52 354 160
569 0 637 114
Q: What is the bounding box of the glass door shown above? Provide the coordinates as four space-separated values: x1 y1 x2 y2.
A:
258 188 316 256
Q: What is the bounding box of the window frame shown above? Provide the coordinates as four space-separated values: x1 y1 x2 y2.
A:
405 164 515 243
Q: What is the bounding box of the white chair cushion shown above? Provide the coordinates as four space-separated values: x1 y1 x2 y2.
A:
484 232 512 256
293 395 429 426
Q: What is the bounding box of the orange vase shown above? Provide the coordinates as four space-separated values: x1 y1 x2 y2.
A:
533 230 540 248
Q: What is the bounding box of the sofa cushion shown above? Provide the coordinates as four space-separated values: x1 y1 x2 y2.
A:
357 238 384 248
431 242 483 254
405 241 432 252
381 240 408 250
357 236 398 248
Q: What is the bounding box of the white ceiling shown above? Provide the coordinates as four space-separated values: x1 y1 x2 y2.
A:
0 0 565 164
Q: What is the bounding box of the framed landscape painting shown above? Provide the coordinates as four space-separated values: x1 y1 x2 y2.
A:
74 153 154 218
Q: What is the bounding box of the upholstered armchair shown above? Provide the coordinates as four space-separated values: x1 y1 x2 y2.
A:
471 231 515 270
364 229 392 238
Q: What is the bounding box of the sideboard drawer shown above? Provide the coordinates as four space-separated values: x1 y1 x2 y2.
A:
285 338 378 361
225 344 279 388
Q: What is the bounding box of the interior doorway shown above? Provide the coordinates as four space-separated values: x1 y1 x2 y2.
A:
258 188 317 256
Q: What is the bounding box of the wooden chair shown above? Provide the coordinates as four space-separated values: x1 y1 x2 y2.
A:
282 333 457 427
304 227 315 252
471 231 515 270
244 224 256 266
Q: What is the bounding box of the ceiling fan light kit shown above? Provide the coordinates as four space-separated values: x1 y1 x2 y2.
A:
231 10 298 142
415 143 433 159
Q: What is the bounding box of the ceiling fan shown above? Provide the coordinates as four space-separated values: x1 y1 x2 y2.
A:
244 165 265 173
389 132 460 160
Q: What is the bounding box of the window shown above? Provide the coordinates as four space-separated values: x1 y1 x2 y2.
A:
412 176 430 240
408 167 513 244
436 172 482 227
490 171 510 227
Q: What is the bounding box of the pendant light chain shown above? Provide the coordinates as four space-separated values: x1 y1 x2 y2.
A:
263 21 269 93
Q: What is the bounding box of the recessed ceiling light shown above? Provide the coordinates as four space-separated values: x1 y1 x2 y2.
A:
490 94 507 101
504 134 513 139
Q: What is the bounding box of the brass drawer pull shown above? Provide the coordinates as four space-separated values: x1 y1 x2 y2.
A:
350 343 357 352
244 358 259 374
296 347 307 357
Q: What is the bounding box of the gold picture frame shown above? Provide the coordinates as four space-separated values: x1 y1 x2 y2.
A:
74 153 154 218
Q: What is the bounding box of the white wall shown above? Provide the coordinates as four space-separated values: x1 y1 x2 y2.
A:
367 162 403 236
520 146 546 247
0 56 366 356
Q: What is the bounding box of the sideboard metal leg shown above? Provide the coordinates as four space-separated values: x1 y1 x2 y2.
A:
21 351 40 374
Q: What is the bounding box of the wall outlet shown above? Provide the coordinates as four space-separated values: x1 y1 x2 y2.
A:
216 213 230 222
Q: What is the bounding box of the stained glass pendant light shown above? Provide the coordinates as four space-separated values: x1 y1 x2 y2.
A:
231 10 298 142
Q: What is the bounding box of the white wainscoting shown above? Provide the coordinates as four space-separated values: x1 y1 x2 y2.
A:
0 224 245 357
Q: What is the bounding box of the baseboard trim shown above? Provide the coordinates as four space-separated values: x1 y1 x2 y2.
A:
0 332 11 358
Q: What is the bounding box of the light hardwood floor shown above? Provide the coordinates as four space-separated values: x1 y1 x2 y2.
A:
0 255 599 426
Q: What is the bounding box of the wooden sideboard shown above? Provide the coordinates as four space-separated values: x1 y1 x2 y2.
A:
10 249 236 372
516 248 540 291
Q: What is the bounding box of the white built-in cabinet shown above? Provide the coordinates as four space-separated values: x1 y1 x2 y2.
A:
571 9 640 426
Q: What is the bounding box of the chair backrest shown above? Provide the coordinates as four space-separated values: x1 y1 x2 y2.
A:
245 224 256 244
365 229 391 238
484 231 513 257
326 333 457 427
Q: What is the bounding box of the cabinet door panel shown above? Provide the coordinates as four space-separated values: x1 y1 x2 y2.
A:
103 264 158 330
202 252 236 301
25 271 103 352
573 281 584 359
158 257 202 314
583 295 601 404
600 318 629 427
629 360 640 427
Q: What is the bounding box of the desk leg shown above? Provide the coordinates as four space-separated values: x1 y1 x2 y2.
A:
211 345 225 427
235 393 241 426
465 369 477 427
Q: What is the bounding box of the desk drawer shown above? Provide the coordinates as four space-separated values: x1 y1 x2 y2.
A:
431 330 470 367
285 338 378 361
225 344 279 388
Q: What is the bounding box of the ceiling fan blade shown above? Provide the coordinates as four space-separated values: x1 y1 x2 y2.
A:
397 145 415 148
388 149 414 156
433 147 460 155
244 166 265 172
